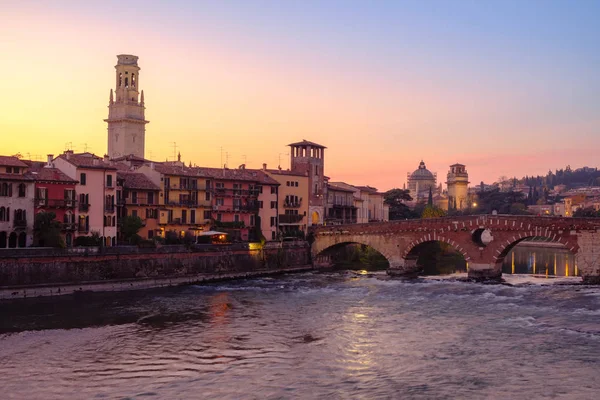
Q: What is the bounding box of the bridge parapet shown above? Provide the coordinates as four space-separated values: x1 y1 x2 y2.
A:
311 215 600 282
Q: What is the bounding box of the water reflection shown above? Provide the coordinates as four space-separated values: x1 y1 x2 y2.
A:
502 244 578 277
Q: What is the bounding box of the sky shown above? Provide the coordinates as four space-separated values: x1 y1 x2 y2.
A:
1 0 599 191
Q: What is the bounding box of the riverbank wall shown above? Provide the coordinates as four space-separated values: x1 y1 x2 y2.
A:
0 242 312 300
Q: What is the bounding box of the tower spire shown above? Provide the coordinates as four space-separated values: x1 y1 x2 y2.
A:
140 90 144 106
109 89 113 104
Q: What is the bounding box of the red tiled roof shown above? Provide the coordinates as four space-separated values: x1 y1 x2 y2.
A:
118 172 160 190
153 164 279 185
265 168 308 177
26 162 78 183
327 183 356 193
0 173 34 181
195 167 280 185
57 152 117 170
288 139 327 148
0 156 28 168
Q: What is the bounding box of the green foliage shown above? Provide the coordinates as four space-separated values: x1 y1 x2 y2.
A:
476 189 530 215
164 230 181 244
74 231 102 247
34 211 64 248
121 215 144 244
574 207 600 218
415 242 466 275
384 188 418 220
421 205 446 219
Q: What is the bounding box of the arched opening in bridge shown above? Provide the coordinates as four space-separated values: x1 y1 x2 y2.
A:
405 241 467 276
316 242 389 271
499 237 577 277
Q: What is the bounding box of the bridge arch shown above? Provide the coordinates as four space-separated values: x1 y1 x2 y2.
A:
491 230 577 265
311 234 399 269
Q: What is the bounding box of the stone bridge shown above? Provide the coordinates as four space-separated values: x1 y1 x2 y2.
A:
311 215 600 283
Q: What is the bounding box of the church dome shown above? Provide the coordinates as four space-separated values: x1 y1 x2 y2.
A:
410 161 435 180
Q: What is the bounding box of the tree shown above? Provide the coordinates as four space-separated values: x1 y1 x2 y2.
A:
384 188 416 220
421 205 446 219
427 187 433 206
34 211 64 248
121 215 143 244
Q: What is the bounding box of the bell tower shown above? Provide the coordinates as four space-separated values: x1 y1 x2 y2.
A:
105 54 148 159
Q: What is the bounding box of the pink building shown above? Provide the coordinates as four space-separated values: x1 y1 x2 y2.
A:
53 151 118 246
26 157 78 246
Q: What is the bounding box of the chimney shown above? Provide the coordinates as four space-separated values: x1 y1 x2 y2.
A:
262 163 267 171
150 161 155 170
103 154 109 163
93 158 100 166
46 154 53 167
64 150 73 160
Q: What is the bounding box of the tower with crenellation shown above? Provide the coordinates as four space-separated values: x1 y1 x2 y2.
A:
105 54 148 159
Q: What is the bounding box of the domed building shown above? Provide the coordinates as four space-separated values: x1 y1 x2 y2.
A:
407 160 437 201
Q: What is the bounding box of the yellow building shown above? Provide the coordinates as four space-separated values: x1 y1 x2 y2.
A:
137 162 212 240
263 165 309 238
116 171 161 240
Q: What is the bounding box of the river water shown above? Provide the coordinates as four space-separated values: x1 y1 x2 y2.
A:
1 270 599 399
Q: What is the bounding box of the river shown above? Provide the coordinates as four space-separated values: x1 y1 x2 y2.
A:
1 268 599 399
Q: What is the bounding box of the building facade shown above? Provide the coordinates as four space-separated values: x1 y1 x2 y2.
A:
326 183 357 225
0 156 35 248
27 157 78 247
116 171 161 241
106 54 148 159
288 140 326 226
446 163 469 210
53 151 118 246
407 160 437 202
264 166 309 239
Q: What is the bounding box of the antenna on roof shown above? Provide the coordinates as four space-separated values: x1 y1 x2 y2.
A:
220 146 224 168
242 154 247 166
83 143 89 152
65 142 73 151
225 152 229 168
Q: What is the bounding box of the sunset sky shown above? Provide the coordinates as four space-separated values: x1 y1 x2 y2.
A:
1 0 598 191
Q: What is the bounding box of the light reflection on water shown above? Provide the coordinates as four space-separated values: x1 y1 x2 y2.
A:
503 244 578 277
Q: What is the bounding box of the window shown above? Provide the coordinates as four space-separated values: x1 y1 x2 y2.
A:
132 210 138 218
295 182 299 187
203 210 211 219
205 192 211 201
190 210 196 224
80 173 87 185
271 186 277 194
0 183 12 197
148 192 154 204
258 201 263 209
6 167 11 174
181 210 187 224
286 181 290 186
216 198 224 206
234 214 240 223
217 213 222 221
131 191 138 204
270 216 276 227
270 201 277 209
148 230 154 239
106 175 113 187
271 231 276 240
18 184 26 197
250 215 255 226
0 207 6 221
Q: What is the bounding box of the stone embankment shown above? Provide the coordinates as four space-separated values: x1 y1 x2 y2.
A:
0 242 312 300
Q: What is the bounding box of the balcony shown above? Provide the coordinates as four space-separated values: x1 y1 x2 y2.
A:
35 198 77 208
13 219 27 229
212 188 260 197
283 198 302 208
105 182 115 189
105 204 115 212
279 214 304 224
78 225 89 233
213 220 245 229
79 203 89 212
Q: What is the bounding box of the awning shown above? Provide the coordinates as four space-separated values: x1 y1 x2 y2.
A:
198 230 228 236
